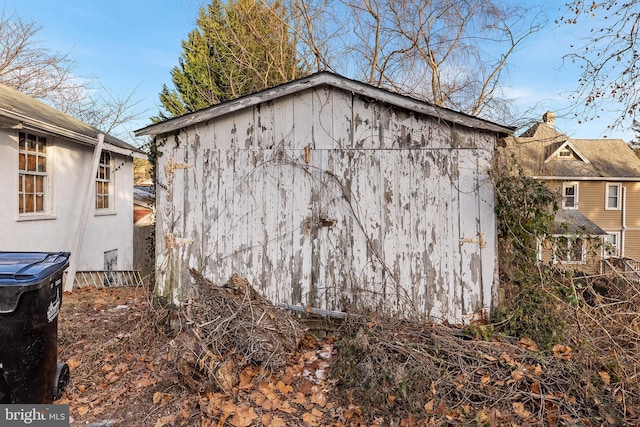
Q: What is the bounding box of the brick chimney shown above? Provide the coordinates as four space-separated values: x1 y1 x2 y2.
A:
542 111 555 127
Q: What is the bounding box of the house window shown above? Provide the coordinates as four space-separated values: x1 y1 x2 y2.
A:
603 233 620 258
562 182 578 209
18 132 47 214
96 151 112 210
558 148 573 159
553 236 585 264
605 183 621 210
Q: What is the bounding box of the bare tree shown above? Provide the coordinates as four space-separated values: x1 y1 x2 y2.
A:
0 9 144 142
562 1 640 127
285 0 544 122
342 0 545 121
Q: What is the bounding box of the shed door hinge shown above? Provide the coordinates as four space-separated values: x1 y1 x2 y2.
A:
459 233 486 248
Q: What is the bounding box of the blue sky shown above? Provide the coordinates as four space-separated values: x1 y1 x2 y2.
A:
3 1 636 143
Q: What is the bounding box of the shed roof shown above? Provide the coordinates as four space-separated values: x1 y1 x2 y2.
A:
0 83 141 156
504 118 640 180
135 71 515 138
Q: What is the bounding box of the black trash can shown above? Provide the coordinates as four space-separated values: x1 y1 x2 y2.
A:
0 251 71 404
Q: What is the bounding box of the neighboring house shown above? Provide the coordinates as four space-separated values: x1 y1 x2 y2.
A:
502 112 640 274
134 180 155 226
0 83 144 290
135 72 514 323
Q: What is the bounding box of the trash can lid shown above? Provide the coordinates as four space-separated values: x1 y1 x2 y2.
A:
0 252 70 286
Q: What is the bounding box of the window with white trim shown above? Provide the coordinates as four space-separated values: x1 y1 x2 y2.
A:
552 236 586 264
603 233 620 258
558 148 573 159
18 131 48 214
562 182 578 209
96 151 113 211
605 183 621 210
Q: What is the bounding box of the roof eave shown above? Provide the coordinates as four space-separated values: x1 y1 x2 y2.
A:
135 73 515 138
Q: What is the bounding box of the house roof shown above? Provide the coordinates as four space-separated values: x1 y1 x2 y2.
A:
0 82 141 156
552 209 608 236
135 71 515 138
503 115 640 180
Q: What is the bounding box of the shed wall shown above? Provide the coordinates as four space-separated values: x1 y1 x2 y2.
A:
155 86 498 323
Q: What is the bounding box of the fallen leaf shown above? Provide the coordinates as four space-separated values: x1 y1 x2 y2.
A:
481 353 497 362
510 370 524 382
77 406 90 416
263 414 286 427
134 377 156 388
292 392 308 406
275 380 293 395
66 356 82 370
154 414 175 427
513 402 532 419
552 344 573 360
275 400 297 414
229 405 257 427
253 392 273 410
599 371 611 385
310 391 327 406
480 374 491 385
302 410 322 426
424 399 435 414
518 337 539 351
445 409 460 420
530 381 541 395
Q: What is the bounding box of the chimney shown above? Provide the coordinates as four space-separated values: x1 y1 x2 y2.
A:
542 111 556 127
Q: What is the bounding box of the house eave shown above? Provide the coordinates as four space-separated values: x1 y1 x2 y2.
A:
0 108 143 159
135 72 515 138
1 107 100 146
533 176 640 182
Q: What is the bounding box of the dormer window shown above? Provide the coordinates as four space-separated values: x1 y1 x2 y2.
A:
558 148 573 159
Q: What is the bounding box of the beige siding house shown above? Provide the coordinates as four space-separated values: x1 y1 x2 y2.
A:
503 112 640 274
136 72 514 323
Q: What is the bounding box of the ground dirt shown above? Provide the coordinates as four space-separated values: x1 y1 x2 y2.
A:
57 285 347 427
56 283 640 426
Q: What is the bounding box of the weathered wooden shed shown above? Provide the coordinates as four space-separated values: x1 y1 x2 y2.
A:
136 72 514 323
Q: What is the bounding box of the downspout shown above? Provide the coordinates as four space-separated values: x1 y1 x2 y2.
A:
621 185 627 258
63 133 105 292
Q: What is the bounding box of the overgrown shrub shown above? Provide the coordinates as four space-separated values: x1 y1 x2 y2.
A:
489 155 567 350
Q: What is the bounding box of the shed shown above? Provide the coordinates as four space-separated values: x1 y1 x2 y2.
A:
136 72 514 323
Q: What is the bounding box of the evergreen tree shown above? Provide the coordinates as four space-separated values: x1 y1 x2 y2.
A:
157 0 304 120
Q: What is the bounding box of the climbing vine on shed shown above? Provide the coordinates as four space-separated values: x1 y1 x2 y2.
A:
490 155 566 350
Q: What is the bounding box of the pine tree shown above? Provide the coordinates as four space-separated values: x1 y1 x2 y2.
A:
157 0 304 120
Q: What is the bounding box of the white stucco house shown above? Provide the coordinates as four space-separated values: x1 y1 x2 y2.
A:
0 83 143 290
136 72 514 323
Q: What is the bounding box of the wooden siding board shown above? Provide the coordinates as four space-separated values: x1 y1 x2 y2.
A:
290 155 313 306
352 97 375 150
477 143 498 310
311 86 335 150
457 148 481 317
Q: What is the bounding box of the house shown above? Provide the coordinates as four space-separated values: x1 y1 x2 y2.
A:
0 83 144 291
134 180 155 226
502 112 640 274
135 72 514 323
